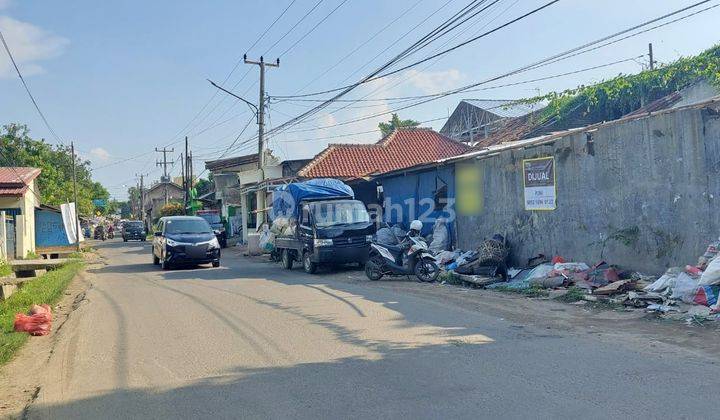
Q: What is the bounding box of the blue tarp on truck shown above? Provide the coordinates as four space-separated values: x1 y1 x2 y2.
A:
271 179 354 219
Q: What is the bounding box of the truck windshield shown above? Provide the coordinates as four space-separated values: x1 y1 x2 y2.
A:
165 219 212 234
311 201 370 228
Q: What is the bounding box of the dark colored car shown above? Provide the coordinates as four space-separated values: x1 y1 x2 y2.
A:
152 216 221 270
196 211 228 248
122 221 147 242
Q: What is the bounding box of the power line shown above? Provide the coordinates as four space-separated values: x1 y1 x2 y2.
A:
279 55 643 136
291 0 428 95
290 0 510 129
273 0 560 100
268 0 717 138
278 0 351 57
264 0 501 136
0 29 66 146
246 0 298 55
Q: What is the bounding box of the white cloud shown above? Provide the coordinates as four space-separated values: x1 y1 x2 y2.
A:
403 68 464 94
90 147 111 162
0 16 69 78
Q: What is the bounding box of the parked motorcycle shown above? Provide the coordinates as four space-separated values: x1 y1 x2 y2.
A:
365 220 439 282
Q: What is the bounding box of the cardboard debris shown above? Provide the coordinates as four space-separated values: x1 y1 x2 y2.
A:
593 280 634 295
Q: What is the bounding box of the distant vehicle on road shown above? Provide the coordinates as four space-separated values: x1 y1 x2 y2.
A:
122 220 146 242
94 225 106 241
196 210 228 248
152 216 221 270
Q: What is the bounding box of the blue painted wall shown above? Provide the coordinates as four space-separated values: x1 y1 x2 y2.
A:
35 209 70 247
379 166 456 238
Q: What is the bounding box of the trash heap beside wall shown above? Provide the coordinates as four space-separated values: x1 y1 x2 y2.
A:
456 102 720 274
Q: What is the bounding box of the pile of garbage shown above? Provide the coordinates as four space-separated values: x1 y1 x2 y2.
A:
475 238 720 324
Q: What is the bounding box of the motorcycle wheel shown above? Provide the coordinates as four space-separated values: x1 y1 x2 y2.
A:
365 257 384 281
415 259 439 282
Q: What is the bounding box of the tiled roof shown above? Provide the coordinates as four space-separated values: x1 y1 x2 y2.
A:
298 128 469 179
0 167 41 196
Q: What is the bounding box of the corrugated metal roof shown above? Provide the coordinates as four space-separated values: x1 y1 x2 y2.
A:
0 167 41 196
462 99 545 119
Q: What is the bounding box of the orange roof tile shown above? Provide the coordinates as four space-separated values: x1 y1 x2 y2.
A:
298 128 469 179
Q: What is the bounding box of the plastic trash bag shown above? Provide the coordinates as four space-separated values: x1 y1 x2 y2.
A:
645 267 683 292
699 257 720 286
14 304 53 336
270 218 288 235
669 272 699 303
258 225 274 252
428 218 449 254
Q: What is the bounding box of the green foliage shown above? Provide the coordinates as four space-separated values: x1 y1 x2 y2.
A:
0 260 83 365
195 178 213 198
555 286 587 303
0 124 109 215
527 44 720 126
0 260 10 277
378 113 420 136
160 201 184 217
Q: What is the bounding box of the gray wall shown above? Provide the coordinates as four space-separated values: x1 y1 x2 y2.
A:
457 104 720 274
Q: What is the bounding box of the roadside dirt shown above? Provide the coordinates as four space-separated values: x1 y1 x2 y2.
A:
0 254 101 419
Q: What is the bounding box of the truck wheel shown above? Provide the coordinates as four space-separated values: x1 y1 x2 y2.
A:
282 249 293 270
302 251 317 274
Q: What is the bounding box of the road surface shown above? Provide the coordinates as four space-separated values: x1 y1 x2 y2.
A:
26 240 720 419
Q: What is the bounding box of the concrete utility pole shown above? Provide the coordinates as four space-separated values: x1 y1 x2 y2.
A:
155 147 174 205
184 136 189 214
244 55 279 227
244 55 279 170
136 173 145 226
648 43 655 70
71 142 81 251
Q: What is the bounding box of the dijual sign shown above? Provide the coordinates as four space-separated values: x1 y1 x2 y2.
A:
522 156 556 211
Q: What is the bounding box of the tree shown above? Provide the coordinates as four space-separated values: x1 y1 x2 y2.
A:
0 124 110 215
195 177 214 198
378 113 420 136
159 202 184 217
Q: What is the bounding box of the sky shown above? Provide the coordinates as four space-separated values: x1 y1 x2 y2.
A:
1 0 719 200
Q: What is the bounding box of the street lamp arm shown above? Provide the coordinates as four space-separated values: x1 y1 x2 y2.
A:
207 79 259 120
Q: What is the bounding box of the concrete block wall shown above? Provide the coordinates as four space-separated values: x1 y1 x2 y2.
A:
456 105 720 274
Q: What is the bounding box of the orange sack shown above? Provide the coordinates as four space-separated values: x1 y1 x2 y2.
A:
14 304 53 336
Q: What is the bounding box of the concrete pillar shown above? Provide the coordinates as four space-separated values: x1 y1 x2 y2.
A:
241 193 248 243
255 189 266 228
0 211 6 261
15 217 26 258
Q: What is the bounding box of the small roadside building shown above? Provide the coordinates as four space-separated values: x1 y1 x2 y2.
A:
205 151 311 242
144 181 184 221
0 167 41 259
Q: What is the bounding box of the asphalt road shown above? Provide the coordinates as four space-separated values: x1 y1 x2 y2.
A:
27 240 720 419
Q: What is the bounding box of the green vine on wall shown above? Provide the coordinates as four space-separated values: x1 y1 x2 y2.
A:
519 44 720 125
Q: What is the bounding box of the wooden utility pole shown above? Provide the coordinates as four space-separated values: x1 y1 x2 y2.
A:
244 55 279 170
70 141 80 251
155 147 174 204
648 43 655 70
135 173 145 225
